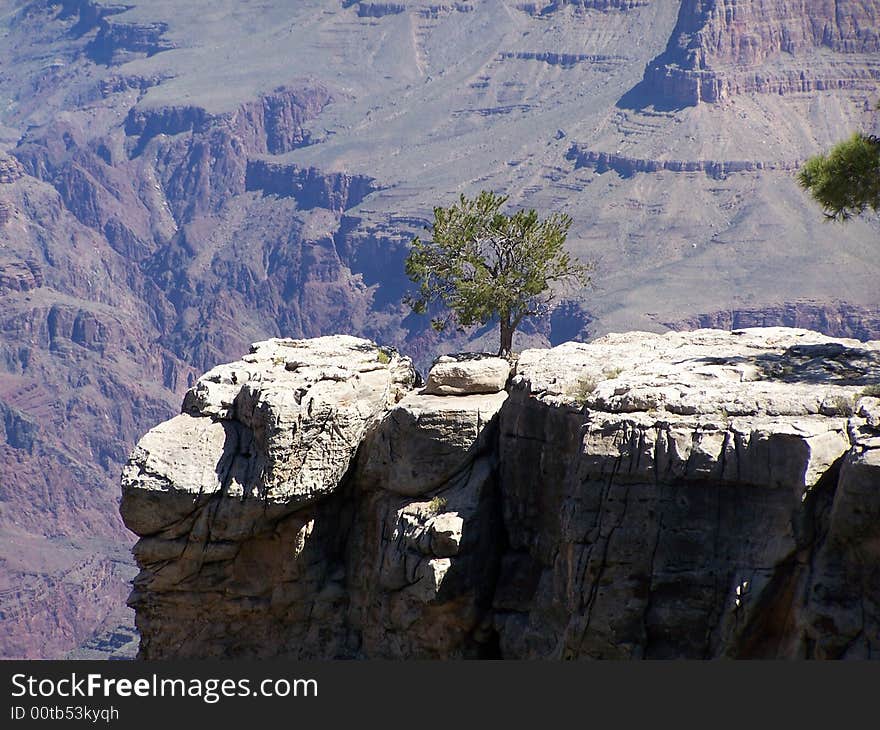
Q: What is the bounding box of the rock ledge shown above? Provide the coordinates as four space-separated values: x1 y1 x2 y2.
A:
121 329 880 659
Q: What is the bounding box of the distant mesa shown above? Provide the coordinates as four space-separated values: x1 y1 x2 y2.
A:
86 19 174 66
663 302 880 343
245 161 379 212
124 83 333 158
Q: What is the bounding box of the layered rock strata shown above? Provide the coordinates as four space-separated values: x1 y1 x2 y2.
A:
640 0 880 105
121 329 880 658
566 145 799 178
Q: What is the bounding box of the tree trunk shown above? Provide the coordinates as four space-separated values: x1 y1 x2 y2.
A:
499 317 513 356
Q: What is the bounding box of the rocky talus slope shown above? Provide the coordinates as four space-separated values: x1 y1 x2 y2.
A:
121 328 880 659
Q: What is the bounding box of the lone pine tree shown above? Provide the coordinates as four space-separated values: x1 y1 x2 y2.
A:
404 191 593 355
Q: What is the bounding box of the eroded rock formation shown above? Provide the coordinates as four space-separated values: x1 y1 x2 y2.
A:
121 329 880 659
639 0 880 106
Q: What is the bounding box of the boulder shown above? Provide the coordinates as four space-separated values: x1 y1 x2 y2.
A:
424 355 511 395
120 336 417 658
122 335 416 536
498 327 880 659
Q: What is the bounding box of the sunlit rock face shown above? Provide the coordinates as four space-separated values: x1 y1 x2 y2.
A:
641 0 880 105
497 327 879 659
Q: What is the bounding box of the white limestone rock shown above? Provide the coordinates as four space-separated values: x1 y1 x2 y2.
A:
121 328 880 660
424 355 511 395
513 327 874 497
121 335 416 537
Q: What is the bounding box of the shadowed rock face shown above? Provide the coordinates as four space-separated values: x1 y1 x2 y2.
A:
121 329 880 659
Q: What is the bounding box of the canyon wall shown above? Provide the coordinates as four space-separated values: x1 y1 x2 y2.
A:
640 0 880 105
121 329 880 659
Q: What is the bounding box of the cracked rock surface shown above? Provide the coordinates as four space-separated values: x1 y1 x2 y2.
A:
121 329 880 658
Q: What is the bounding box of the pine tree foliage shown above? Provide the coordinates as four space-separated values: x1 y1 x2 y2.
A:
404 191 593 355
798 132 880 222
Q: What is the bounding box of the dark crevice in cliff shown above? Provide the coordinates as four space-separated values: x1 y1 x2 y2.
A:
472 426 507 659
795 454 846 659
641 513 663 658
703 477 726 658
732 556 804 659
799 455 843 552
578 461 628 648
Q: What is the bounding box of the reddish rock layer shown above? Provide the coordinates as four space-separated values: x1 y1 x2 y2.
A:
640 0 880 105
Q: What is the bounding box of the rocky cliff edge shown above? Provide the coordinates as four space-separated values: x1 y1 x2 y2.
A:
120 329 880 659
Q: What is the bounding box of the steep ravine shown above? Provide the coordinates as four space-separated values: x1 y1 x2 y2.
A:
121 328 880 659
